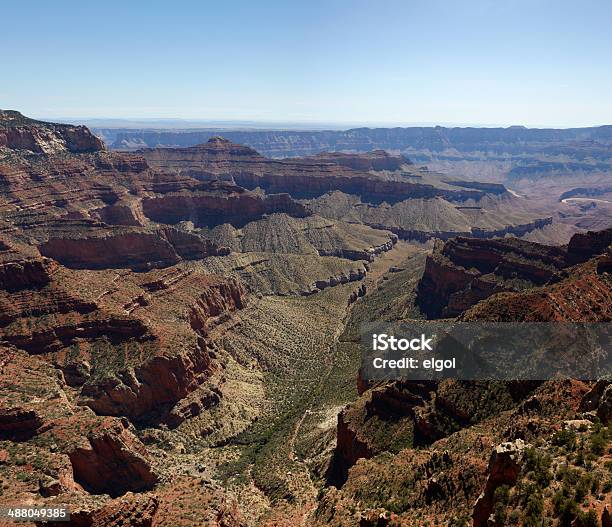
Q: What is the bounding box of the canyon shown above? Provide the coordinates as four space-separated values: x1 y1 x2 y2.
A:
0 111 610 527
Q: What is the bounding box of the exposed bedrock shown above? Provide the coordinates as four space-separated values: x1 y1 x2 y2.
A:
437 237 566 276
472 440 528 527
0 406 44 441
566 227 612 265
188 277 247 334
301 265 368 297
470 217 553 239
418 227 612 319
38 228 228 271
330 409 375 486
80 278 246 421
80 344 215 421
580 379 611 424
416 254 499 319
303 150 412 171
67 418 158 497
140 137 492 204
416 236 569 318
318 235 397 262
461 255 612 322
92 202 144 226
232 171 485 204
348 282 367 304
382 216 552 243
0 255 56 291
0 110 104 154
158 227 230 260
329 381 437 486
3 316 150 355
329 379 539 488
141 191 309 228
41 495 160 527
444 180 508 194
39 232 178 270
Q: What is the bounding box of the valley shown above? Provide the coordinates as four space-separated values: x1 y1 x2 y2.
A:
0 111 610 527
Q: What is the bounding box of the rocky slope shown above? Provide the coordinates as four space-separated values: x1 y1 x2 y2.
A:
319 228 611 526
416 228 611 318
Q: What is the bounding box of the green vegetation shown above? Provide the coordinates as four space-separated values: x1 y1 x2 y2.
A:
524 447 552 487
552 428 577 451
522 490 544 527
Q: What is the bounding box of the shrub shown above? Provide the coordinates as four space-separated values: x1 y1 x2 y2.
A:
576 509 599 527
575 474 592 502
554 494 578 527
553 428 577 451
589 424 609 456
523 491 544 527
524 448 552 487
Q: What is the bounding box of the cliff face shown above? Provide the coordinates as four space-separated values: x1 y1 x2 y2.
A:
416 236 569 318
39 228 229 271
416 229 612 319
0 110 104 154
79 276 246 421
566 227 612 265
140 137 491 205
0 117 254 426
232 170 485 203
298 150 411 172
1 254 248 421
0 254 56 291
0 406 44 441
67 418 159 497
141 188 309 228
137 137 556 245
461 255 612 322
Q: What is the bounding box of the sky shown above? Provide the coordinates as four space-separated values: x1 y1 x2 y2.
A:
1 0 611 128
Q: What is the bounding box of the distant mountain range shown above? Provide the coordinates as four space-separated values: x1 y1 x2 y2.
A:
93 124 612 160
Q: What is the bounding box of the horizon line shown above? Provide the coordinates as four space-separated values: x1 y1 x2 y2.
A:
32 114 612 131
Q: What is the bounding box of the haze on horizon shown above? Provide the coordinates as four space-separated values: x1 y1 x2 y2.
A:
2 0 611 128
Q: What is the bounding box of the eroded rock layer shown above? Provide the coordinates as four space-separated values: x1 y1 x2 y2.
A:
416 228 612 318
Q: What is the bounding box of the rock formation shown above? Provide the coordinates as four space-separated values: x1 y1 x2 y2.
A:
472 440 528 527
140 137 498 204
103 123 612 160
67 418 159 497
298 150 412 172
1 110 104 154
417 228 612 318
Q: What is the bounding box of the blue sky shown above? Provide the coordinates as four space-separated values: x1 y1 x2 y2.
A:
2 0 611 127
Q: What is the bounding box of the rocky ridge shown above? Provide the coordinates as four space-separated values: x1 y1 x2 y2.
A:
416 228 612 318
1 110 104 154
